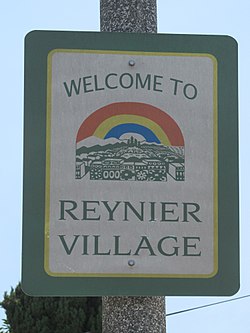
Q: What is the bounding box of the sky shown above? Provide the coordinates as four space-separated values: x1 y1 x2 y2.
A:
0 0 250 332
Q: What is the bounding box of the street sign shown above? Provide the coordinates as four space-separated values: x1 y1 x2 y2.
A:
22 31 239 296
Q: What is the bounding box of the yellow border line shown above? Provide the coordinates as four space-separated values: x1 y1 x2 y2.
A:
213 56 219 277
44 52 53 273
45 49 218 279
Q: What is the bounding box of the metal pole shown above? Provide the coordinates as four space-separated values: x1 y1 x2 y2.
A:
100 1 166 332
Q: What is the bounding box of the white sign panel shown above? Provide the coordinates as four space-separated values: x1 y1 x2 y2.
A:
45 50 217 278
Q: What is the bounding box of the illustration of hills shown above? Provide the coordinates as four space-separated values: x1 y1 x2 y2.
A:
76 135 184 157
76 136 127 156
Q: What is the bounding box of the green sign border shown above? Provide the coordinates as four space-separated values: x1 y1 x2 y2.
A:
22 31 239 296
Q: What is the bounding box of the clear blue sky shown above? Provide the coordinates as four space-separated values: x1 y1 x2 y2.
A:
1 1 249 332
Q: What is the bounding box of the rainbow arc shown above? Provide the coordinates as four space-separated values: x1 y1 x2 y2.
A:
76 102 184 147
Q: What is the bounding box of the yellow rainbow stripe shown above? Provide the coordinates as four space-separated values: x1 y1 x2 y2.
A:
93 115 171 145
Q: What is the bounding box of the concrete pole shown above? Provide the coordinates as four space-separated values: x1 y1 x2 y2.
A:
100 0 157 33
100 1 166 332
102 296 166 333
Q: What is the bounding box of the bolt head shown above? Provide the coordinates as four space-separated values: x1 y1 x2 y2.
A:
128 259 135 267
128 60 135 66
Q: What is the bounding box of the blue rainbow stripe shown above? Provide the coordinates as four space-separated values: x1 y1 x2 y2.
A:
104 123 161 143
